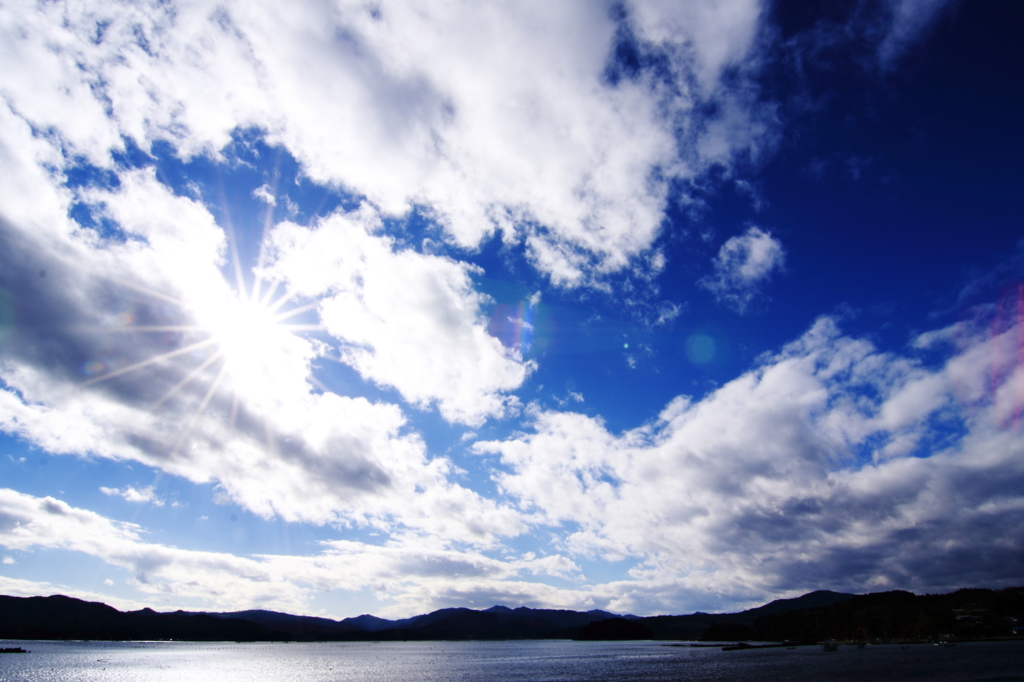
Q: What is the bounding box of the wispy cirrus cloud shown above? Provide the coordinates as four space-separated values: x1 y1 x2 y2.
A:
879 0 958 66
100 486 165 507
0 488 583 617
0 574 154 613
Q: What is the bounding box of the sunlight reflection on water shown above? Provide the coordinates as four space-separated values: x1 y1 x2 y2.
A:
1 640 1023 682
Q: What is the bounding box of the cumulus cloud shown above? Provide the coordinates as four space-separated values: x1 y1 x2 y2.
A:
0 488 312 612
476 316 1024 612
0 0 774 287
699 226 785 313
264 207 534 426
252 184 277 206
1 483 736 617
0 0 994 618
0 488 584 616
0 0 781 552
0 107 521 543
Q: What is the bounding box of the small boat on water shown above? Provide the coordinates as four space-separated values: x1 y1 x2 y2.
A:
821 643 838 652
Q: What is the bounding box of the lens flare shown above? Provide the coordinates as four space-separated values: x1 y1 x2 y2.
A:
82 360 105 377
990 283 1024 431
686 333 716 365
489 298 536 356
0 288 13 346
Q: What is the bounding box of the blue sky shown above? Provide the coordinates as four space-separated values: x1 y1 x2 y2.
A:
1 0 1022 619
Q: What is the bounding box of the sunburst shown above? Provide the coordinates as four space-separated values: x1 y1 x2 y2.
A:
79 237 324 452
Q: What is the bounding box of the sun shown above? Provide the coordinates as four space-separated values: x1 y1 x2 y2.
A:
214 297 279 368
200 290 288 376
184 276 322 410
81 266 322 438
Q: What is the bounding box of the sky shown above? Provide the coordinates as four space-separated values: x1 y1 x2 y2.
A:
0 0 1022 620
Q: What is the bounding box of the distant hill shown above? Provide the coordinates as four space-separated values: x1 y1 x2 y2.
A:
741 590 857 619
202 605 634 641
577 618 653 640
0 595 288 641
638 590 857 640
2 587 1021 642
750 587 1024 642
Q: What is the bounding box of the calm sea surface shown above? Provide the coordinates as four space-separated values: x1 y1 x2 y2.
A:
2 639 1023 682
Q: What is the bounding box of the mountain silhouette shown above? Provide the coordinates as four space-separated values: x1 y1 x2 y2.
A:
2 587 1021 642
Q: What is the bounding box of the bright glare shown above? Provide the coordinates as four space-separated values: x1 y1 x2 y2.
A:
191 282 315 407
212 297 280 374
79 265 322 424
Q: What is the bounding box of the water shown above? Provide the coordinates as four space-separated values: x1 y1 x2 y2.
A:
1 640 1022 682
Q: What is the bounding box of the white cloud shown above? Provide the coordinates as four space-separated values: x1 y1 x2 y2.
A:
0 0 996 619
654 301 683 327
252 184 277 206
629 0 763 92
476 316 1024 611
265 207 534 426
0 0 771 286
0 575 153 613
0 114 522 544
0 488 582 617
100 486 165 507
0 0 770 546
699 226 785 313
2 555 13 564
0 488 311 612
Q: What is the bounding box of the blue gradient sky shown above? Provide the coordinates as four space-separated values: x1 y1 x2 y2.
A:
0 0 1022 618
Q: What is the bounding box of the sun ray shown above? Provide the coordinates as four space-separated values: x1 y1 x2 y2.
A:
250 275 263 309
223 203 248 308
80 337 218 387
101 275 191 310
276 324 325 332
272 302 319 324
261 399 279 463
152 349 225 409
229 391 240 432
265 289 300 316
193 364 228 422
251 172 280 308
170 362 229 457
97 325 206 333
309 375 333 395
258 278 282 310
76 221 327 461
